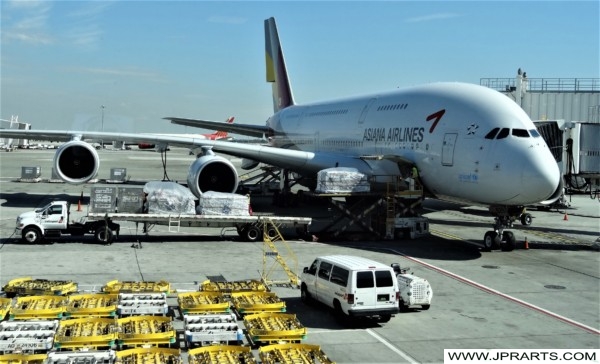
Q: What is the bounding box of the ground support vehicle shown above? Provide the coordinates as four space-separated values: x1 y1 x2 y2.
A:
188 345 256 364
392 264 433 311
0 320 58 354
243 313 306 345
9 296 68 320
259 343 335 364
178 292 230 315
15 201 120 244
53 318 118 350
45 350 116 364
230 292 286 316
2 278 77 297
117 293 168 317
183 313 242 347
115 347 181 364
103 280 171 294
200 279 268 298
65 294 118 318
116 316 175 348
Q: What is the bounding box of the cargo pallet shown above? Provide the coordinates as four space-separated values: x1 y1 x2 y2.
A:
244 313 306 345
9 296 68 320
103 280 171 294
2 278 77 297
259 343 335 364
183 313 241 347
0 320 58 354
117 293 168 316
230 292 285 316
200 279 267 297
188 345 256 364
53 318 117 350
117 316 175 348
115 347 181 364
178 292 230 315
66 293 118 318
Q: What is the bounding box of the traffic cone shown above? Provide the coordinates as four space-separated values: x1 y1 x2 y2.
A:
524 237 529 250
77 191 83 212
563 212 568 221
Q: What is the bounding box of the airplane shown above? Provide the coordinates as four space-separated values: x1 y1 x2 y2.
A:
0 17 562 251
136 116 235 150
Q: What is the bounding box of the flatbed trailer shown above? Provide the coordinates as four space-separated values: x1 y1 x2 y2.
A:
244 313 306 345
178 292 230 314
2 278 77 297
103 280 171 294
9 296 68 320
117 293 168 317
0 320 58 354
259 343 335 364
53 318 118 350
45 350 116 364
115 347 181 364
66 293 118 318
116 316 175 348
230 292 286 316
188 345 257 364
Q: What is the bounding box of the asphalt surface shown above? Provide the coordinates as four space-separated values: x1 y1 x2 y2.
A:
0 147 598 363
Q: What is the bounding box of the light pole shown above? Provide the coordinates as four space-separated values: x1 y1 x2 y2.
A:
100 105 105 148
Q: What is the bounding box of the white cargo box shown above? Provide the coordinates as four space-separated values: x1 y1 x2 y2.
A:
117 293 168 316
315 167 370 194
184 313 241 346
0 320 58 353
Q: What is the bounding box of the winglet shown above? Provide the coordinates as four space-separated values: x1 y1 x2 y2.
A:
265 17 295 112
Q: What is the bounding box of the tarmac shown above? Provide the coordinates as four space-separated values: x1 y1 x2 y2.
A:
0 147 599 363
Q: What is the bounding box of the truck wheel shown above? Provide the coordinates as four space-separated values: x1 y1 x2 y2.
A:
22 226 42 244
379 314 391 323
245 226 261 242
94 227 114 244
300 284 312 305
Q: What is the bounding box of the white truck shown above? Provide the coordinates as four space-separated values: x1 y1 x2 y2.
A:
15 200 312 244
391 263 433 311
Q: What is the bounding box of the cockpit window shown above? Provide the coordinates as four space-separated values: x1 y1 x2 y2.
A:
496 128 510 139
512 129 529 137
485 128 500 139
529 129 541 137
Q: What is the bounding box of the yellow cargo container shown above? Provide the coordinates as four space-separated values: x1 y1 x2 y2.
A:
188 345 256 364
9 295 68 320
177 291 230 314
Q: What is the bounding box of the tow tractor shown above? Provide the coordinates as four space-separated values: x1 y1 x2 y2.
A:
391 263 433 311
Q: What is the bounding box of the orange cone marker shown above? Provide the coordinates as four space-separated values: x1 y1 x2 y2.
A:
563 212 568 221
524 237 529 250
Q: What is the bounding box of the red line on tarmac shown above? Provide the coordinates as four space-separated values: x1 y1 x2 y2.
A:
390 249 600 336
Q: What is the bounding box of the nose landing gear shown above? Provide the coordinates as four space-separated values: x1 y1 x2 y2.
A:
484 206 523 252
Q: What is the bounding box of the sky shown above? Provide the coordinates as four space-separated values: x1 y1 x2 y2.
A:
1 1 598 133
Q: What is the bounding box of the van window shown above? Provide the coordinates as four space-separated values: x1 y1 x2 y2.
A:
375 270 394 287
306 260 319 275
356 271 374 288
318 262 333 280
330 265 349 286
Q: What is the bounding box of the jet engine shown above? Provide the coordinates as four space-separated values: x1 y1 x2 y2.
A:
187 152 239 198
53 141 100 184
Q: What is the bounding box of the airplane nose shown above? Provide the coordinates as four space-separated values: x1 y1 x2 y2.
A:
520 152 561 204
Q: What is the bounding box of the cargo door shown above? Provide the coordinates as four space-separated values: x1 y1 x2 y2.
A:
374 270 396 308
43 204 66 230
354 271 377 308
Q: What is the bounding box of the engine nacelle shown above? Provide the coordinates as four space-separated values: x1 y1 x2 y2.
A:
187 154 239 198
53 141 100 184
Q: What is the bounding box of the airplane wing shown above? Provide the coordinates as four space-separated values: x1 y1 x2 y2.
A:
164 117 269 138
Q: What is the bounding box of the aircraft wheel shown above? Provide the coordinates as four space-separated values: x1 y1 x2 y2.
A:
520 213 532 226
501 231 516 251
483 231 497 251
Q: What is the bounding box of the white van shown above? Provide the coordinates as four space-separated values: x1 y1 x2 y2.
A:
300 255 400 322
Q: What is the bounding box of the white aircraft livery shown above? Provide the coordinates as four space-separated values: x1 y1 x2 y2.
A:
0 17 562 250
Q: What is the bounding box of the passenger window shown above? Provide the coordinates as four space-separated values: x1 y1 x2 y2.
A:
50 206 62 214
356 271 374 288
375 270 394 287
330 266 349 287
485 128 500 139
318 262 333 280
512 129 529 137
529 129 541 138
307 260 319 276
496 128 510 139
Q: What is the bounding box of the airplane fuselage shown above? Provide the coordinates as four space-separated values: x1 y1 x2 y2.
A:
267 82 560 207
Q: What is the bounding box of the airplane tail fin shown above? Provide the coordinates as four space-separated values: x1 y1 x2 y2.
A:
213 117 235 139
265 17 295 112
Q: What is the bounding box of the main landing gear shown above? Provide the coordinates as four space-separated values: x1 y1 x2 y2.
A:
483 206 527 252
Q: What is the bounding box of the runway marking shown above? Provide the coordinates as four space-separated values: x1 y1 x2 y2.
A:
389 249 600 336
366 328 420 364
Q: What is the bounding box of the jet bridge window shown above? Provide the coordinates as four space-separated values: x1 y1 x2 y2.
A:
496 128 510 139
512 128 530 137
485 128 500 139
